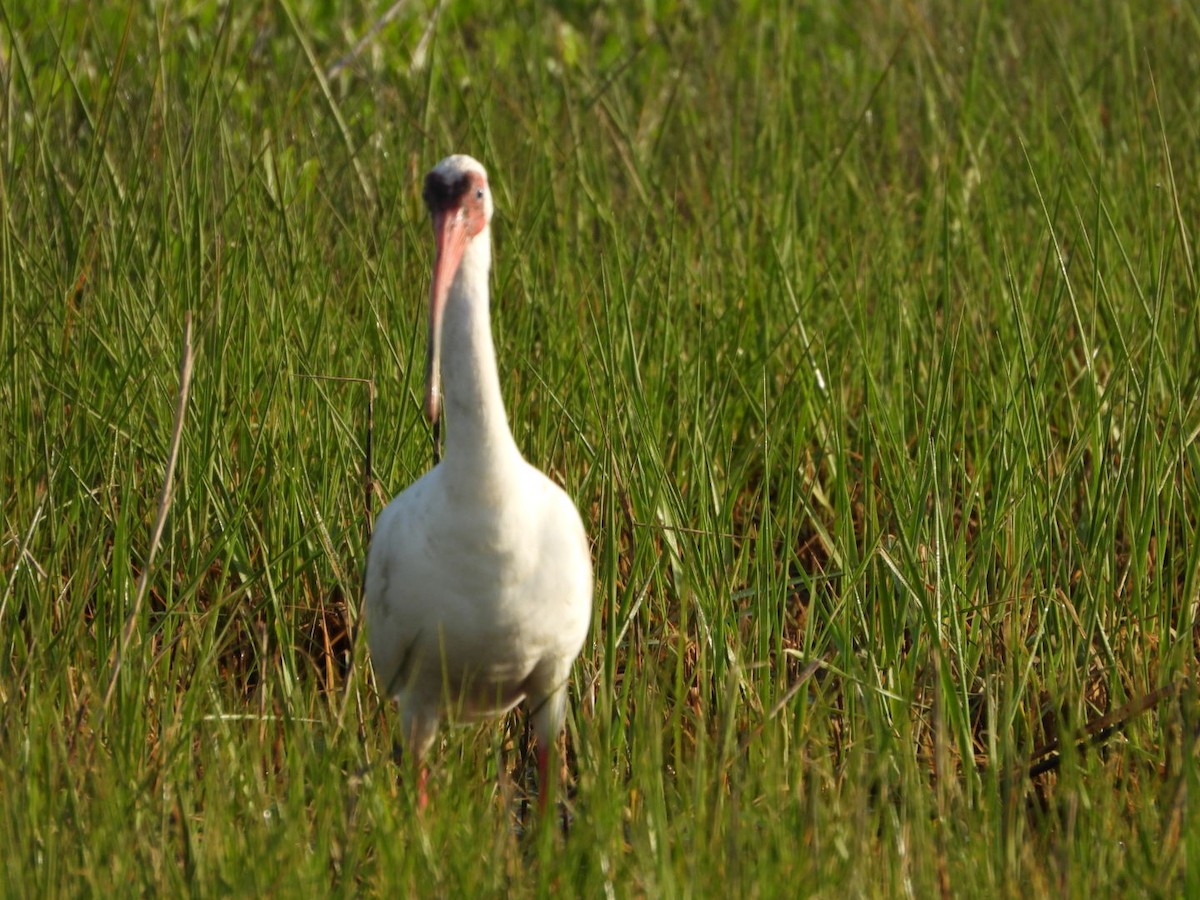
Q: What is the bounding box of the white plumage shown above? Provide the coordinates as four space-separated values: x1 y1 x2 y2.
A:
365 155 592 809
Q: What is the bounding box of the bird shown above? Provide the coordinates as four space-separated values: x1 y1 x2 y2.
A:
365 154 593 812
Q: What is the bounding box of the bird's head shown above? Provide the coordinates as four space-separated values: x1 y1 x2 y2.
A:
422 154 493 425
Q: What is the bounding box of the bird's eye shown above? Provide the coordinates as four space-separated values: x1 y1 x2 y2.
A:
476 188 484 200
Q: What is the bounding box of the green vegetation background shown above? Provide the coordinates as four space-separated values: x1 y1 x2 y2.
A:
2 1 1199 894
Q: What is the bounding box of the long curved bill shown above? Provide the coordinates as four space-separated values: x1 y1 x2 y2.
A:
425 208 471 424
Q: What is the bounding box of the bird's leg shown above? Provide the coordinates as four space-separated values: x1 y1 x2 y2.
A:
393 739 431 812
416 763 430 812
535 741 573 836
529 688 570 816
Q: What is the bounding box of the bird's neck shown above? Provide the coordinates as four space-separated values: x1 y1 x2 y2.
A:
440 229 521 474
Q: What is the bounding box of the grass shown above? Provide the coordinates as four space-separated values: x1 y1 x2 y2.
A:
2 0 1199 894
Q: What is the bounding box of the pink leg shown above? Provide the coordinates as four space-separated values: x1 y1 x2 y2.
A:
416 763 430 812
394 739 431 812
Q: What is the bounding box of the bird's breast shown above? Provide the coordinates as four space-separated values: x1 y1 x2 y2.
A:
366 461 591 715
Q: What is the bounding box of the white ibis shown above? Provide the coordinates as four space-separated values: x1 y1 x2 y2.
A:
365 154 593 811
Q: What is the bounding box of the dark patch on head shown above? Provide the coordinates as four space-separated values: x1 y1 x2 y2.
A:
423 170 474 213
